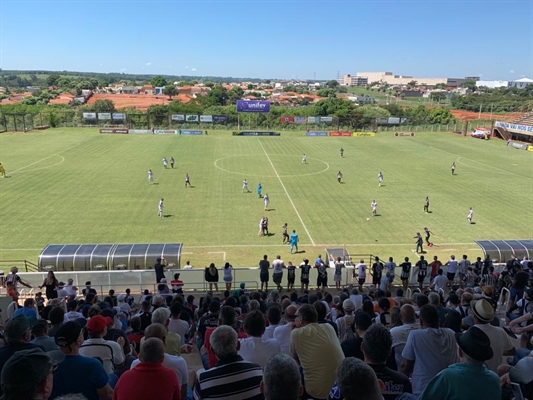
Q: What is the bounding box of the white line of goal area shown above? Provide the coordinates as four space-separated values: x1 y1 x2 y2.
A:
257 138 315 246
9 143 80 175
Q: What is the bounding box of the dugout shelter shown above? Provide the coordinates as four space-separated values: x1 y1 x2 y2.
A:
38 243 182 271
474 240 533 263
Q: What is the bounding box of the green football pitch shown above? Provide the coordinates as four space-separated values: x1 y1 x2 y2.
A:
0 128 531 270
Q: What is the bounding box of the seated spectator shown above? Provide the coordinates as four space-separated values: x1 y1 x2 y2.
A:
148 307 183 356
419 326 500 400
337 299 356 341
52 321 113 400
330 357 385 400
114 337 180 400
63 300 84 322
374 298 391 326
314 300 339 337
158 279 170 296
291 304 344 400
169 302 190 346
239 310 281 368
390 305 419 367
274 304 297 354
393 288 405 305
117 294 132 317
126 316 144 353
131 323 189 400
0 315 46 383
261 353 302 400
390 306 403 329
31 319 58 352
362 324 412 400
428 292 449 325
79 315 125 385
499 350 533 399
400 304 459 396
442 310 463 333
137 300 153 331
195 325 263 399
263 305 282 339
197 299 220 348
48 306 66 337
13 297 38 324
341 311 372 359
1 348 64 400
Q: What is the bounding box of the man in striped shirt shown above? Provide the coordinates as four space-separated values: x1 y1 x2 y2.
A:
194 325 263 400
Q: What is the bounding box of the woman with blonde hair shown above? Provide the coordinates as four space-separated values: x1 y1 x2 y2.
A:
205 263 219 292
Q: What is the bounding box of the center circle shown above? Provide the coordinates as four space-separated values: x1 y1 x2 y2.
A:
214 154 330 178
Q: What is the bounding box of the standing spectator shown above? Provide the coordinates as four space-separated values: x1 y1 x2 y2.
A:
415 256 428 291
372 257 384 287
223 262 234 292
400 305 459 396
5 265 32 303
429 256 442 281
444 255 458 287
430 269 448 293
316 261 329 292
272 255 284 291
399 257 412 293
39 271 58 300
300 259 311 292
259 255 270 292
154 257 168 284
458 254 471 282
333 257 345 291
114 337 180 400
384 257 396 291
362 324 412 400
52 321 113 400
63 278 78 299
290 304 344 400
1 348 64 400
239 310 281 369
418 327 500 400
205 263 219 292
195 326 263 399
261 353 302 400
131 324 189 400
355 259 368 292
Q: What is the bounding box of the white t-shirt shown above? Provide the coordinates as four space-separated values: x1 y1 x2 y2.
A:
379 275 388 290
433 275 448 291
356 263 367 278
238 337 281 368
168 318 189 345
263 324 278 340
223 266 233 280
131 353 188 386
79 338 125 374
390 322 420 366
349 295 363 311
64 311 84 322
272 260 284 274
447 260 458 273
273 323 293 354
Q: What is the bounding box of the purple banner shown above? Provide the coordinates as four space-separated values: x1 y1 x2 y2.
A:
236 100 270 113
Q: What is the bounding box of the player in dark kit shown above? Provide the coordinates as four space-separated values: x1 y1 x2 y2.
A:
424 196 429 213
424 227 433 247
340 148 344 157
414 232 423 253
282 223 290 244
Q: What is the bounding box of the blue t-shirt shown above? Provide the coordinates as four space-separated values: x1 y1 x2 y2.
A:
51 355 108 400
290 233 298 244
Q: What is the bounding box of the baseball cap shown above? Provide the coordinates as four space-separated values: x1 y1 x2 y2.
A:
5 315 31 341
55 321 83 347
1 348 64 390
86 315 112 333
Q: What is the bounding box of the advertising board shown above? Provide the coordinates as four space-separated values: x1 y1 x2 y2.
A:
305 131 328 136
233 131 280 136
180 130 203 135
99 129 128 134
98 113 112 120
171 114 185 121
213 115 227 123
280 116 294 123
113 113 126 120
236 100 270 113
186 115 199 122
82 112 97 119
329 131 352 137
200 115 213 122
320 116 333 123
294 116 307 124
353 132 376 137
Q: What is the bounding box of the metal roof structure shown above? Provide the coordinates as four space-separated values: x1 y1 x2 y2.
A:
474 240 533 263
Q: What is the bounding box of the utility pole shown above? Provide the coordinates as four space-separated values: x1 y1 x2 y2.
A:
478 104 482 119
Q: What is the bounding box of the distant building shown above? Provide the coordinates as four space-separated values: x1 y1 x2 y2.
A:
447 77 480 87
509 77 533 89
26 86 42 94
120 86 139 94
476 80 509 89
347 95 375 104
356 71 447 86
397 90 423 98
338 74 368 86
153 87 165 95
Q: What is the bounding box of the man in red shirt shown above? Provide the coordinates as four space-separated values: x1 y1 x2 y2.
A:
113 337 180 400
430 255 443 280
203 306 247 369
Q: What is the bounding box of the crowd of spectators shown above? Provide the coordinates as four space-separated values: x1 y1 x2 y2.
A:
0 253 531 400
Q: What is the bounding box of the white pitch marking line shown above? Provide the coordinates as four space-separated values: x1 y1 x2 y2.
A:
257 139 315 246
9 143 80 175
181 252 194 255
208 251 226 261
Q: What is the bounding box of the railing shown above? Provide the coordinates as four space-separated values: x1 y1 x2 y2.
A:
0 259 39 272
497 287 511 315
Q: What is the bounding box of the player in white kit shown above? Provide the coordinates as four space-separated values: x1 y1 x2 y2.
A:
378 172 383 187
158 198 164 218
264 194 270 211
467 207 473 224
148 170 153 185
302 154 306 163
371 200 377 216
162 158 168 169
242 179 249 193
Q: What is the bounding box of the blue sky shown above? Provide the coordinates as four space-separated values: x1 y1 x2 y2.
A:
1 0 531 81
